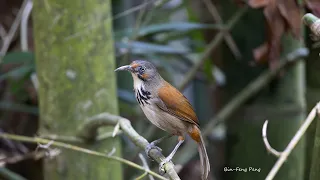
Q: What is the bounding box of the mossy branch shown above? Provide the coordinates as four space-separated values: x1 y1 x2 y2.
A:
78 113 180 180
0 133 168 180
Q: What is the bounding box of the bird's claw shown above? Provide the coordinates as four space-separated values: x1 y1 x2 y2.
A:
145 143 162 159
159 157 172 174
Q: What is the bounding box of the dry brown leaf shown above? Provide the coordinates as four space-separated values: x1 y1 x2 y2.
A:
278 0 301 38
253 42 268 62
248 0 301 68
248 0 270 8
306 1 320 17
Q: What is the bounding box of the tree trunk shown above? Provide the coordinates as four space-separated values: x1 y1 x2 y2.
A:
32 0 122 179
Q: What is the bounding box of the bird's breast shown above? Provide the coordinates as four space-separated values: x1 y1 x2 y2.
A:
140 103 188 135
134 85 188 135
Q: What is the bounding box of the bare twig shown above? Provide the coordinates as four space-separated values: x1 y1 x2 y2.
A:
0 0 29 59
30 73 39 92
0 133 168 180
139 153 155 180
0 151 45 165
262 120 281 157
78 113 181 180
264 102 320 180
113 122 121 137
178 7 248 91
202 0 241 59
120 0 149 64
202 48 309 135
20 0 33 51
175 48 309 165
0 24 6 42
65 0 170 41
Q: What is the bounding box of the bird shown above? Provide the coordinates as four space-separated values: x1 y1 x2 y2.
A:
115 60 210 180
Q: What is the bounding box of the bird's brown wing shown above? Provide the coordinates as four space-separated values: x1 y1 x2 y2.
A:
155 81 199 127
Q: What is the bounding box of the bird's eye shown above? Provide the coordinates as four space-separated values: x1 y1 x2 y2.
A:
138 66 146 74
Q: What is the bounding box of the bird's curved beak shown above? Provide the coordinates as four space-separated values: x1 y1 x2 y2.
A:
114 65 133 72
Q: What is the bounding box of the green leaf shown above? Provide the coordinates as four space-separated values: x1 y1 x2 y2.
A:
203 59 215 83
0 64 35 81
0 101 38 115
116 41 188 55
115 22 224 38
1 51 34 64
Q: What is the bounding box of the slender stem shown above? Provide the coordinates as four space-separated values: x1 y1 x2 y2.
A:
201 0 241 59
178 7 248 91
262 120 281 157
265 102 320 180
0 133 167 180
0 0 29 59
20 0 33 51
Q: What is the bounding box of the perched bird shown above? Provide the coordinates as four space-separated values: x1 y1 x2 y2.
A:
115 60 210 180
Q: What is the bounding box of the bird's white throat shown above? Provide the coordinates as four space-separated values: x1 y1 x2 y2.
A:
131 73 144 90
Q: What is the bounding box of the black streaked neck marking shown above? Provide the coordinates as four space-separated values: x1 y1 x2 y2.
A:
135 86 151 106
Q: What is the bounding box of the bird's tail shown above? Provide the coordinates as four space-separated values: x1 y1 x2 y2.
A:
198 132 210 180
189 125 210 180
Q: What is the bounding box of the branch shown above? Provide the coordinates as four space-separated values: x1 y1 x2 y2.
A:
178 6 248 91
0 133 168 180
78 113 180 180
139 153 155 180
175 47 309 164
303 13 320 38
20 0 33 51
0 150 46 165
262 120 281 157
0 0 29 59
202 0 241 59
263 102 320 180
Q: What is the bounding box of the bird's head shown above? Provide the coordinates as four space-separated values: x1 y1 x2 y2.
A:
115 60 159 82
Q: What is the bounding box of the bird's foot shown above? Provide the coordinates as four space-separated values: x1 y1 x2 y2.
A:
145 142 162 159
159 157 172 174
